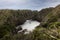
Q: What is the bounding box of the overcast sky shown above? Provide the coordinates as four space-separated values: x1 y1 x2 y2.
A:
0 0 60 10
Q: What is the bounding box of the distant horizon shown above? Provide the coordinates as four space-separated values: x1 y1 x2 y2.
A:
0 0 60 10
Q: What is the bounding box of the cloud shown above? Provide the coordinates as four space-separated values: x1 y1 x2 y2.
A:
0 0 30 9
0 0 28 4
0 0 60 10
0 0 29 6
30 0 60 10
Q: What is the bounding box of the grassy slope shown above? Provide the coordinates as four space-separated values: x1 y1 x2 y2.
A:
0 5 60 40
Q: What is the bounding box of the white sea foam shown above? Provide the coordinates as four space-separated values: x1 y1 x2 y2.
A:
21 20 40 31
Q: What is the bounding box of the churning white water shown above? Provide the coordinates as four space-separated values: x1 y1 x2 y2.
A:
21 20 40 31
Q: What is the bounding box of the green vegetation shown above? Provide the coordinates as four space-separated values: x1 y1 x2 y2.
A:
0 5 60 40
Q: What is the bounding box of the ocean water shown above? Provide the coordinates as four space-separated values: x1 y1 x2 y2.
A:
21 20 40 31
